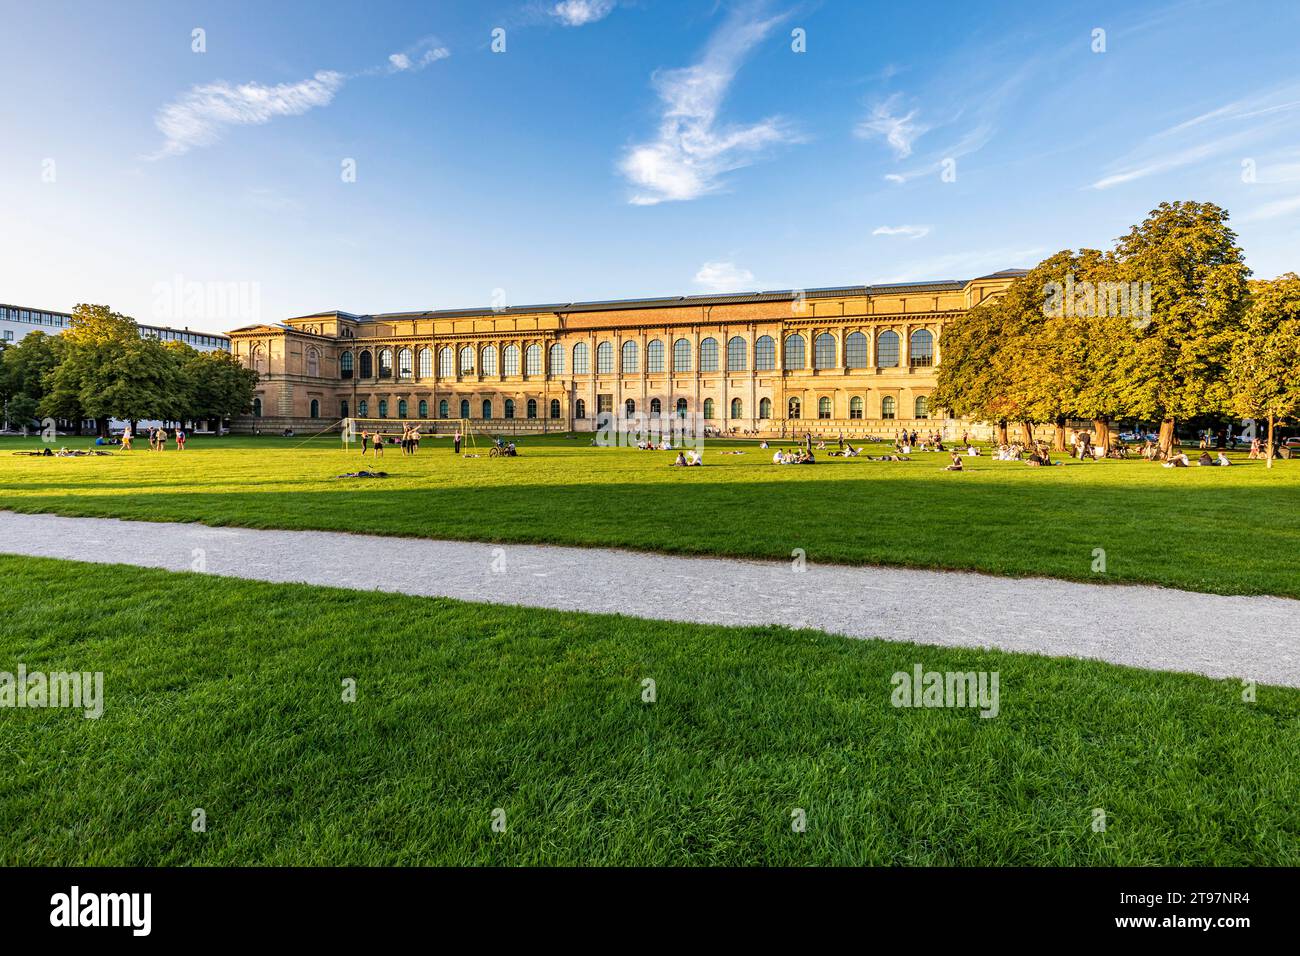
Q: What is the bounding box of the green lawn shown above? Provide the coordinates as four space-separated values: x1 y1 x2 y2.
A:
2 433 1297 598
1 554 1296 866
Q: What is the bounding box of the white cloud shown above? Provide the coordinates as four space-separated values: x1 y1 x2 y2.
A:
855 95 927 158
1240 194 1300 222
694 261 756 292
620 7 798 205
1090 82 1300 190
868 246 1044 284
149 41 449 159
872 225 930 239
551 0 615 27
149 71 346 159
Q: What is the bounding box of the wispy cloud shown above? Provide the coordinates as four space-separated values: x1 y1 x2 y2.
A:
872 225 930 239
148 40 449 159
620 4 799 205
1090 82 1300 190
855 95 927 158
868 245 1043 284
694 261 756 292
1240 194 1300 223
551 0 616 26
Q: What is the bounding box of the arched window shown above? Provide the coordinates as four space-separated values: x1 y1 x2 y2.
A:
252 396 262 417
306 348 320 377
505 399 515 419
378 348 393 379
575 398 586 419
398 399 408 418
727 336 746 371
549 343 564 375
419 400 428 418
358 350 373 378
850 396 863 419
754 335 775 370
573 342 590 375
788 397 801 419
438 399 449 419
597 341 614 374
550 398 561 419
340 399 350 419
699 337 719 372
357 400 367 417
503 345 520 375
881 396 896 419
784 334 806 369
846 332 868 368
417 347 432 378
818 397 832 419
915 395 930 418
525 344 541 376
815 333 836 369
438 347 454 376
482 399 492 420
647 339 664 373
621 340 638 374
703 398 715 419
624 399 635 417
759 397 772 419
526 399 537 418
393 348 409 379
672 338 692 372
481 345 497 375
730 397 742 419
877 331 900 368
460 399 470 419
340 350 354 379
250 346 267 375
378 400 389 418
650 398 661 416
458 347 473 373
910 329 934 367
675 398 688 417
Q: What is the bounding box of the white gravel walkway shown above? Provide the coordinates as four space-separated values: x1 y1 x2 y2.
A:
1 510 1296 687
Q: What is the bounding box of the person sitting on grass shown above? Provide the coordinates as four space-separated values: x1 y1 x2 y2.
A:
944 451 963 471
772 449 784 464
672 452 688 467
1217 451 1231 466
1163 451 1190 468
1197 450 1214 466
686 449 701 466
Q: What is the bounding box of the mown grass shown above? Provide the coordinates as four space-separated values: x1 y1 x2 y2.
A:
1 434 1297 598
0 554 1296 865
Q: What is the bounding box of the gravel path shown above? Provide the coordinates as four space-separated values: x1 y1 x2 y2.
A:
2 510 1296 687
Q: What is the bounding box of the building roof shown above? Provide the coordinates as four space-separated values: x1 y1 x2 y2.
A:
287 272 1021 325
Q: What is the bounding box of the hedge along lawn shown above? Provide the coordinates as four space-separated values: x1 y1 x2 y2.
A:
0 434 1297 598
1 555 1296 866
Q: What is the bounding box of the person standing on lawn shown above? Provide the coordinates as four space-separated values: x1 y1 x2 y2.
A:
454 429 462 455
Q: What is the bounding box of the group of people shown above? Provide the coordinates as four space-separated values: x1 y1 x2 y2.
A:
636 438 674 450
119 425 185 451
772 448 816 464
358 424 424 458
670 449 702 466
1164 450 1232 468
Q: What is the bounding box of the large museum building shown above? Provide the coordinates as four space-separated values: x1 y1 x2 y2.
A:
227 270 1024 436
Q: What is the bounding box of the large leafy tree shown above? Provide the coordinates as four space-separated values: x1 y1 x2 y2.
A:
1230 273 1300 469
1113 201 1251 454
1 330 63 430
41 304 142 435
182 347 259 425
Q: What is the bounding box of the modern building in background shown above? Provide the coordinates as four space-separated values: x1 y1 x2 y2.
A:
0 303 231 351
226 271 1025 436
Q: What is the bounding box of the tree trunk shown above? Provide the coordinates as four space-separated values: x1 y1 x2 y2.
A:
1021 421 1035 446
97 417 110 439
1092 417 1111 456
1157 418 1176 458
1054 416 1067 452
1267 413 1275 470
996 420 1008 445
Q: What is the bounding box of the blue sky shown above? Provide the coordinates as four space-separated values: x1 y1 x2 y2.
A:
2 0 1298 332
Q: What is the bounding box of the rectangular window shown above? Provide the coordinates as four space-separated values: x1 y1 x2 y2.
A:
597 394 613 414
